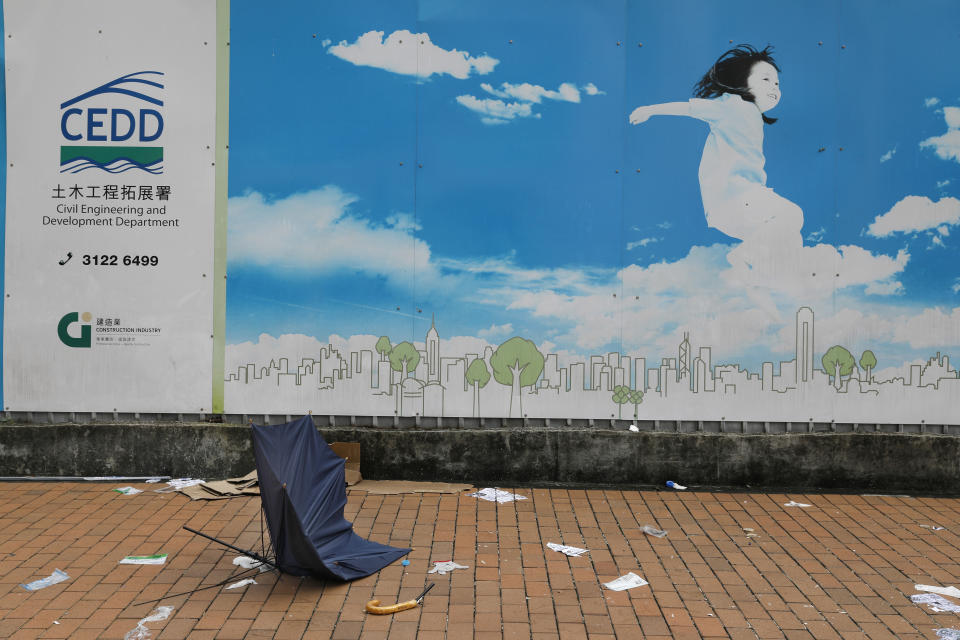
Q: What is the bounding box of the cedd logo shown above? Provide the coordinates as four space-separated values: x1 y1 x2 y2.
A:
59 71 165 174
58 312 92 348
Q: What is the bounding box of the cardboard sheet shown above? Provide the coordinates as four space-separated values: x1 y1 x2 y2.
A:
330 442 362 485
348 480 474 494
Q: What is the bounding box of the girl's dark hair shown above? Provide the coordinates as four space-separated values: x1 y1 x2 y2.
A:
694 44 779 124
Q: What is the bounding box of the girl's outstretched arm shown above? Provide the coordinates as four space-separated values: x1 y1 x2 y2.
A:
629 101 691 125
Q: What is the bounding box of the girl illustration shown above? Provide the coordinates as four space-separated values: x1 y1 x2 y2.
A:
630 45 803 266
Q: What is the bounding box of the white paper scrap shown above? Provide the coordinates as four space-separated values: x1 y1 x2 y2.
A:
428 561 469 575
936 629 960 640
920 524 946 531
20 568 69 591
154 478 205 493
603 572 648 591
233 556 269 573
547 542 588 557
784 501 811 508
225 578 257 590
123 605 173 640
917 584 960 599
119 554 167 565
911 593 960 613
468 488 527 503
640 525 668 538
114 487 143 495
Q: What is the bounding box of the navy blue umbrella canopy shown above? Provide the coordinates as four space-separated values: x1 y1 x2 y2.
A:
251 415 409 581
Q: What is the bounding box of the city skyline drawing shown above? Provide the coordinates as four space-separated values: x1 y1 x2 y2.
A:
224 306 960 423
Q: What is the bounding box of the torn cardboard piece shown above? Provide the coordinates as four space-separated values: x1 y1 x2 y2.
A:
175 471 260 500
330 442 362 485
178 484 230 501
349 480 474 494
227 470 257 484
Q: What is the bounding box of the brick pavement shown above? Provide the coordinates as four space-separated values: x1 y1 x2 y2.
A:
1 482 959 639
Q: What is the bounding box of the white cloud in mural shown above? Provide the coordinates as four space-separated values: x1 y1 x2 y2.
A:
866 195 960 237
466 81 603 124
583 83 604 96
385 212 421 231
864 280 904 296
328 30 498 79
434 254 610 295
937 179 951 189
626 237 659 250
228 186 911 364
783 305 960 358
320 38 332 47
920 106 960 163
491 239 908 354
455 95 538 125
805 226 826 243
228 187 439 290
879 147 896 163
953 278 960 294
891 307 960 348
925 97 941 108
478 323 514 339
481 81 584 104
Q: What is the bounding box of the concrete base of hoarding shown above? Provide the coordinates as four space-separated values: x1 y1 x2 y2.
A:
1 417 959 493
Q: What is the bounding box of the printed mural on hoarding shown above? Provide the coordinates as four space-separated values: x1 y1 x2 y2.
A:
222 0 960 421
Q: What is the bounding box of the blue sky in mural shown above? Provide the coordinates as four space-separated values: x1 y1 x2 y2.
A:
226 0 960 370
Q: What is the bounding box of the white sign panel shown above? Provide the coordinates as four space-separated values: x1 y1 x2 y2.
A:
3 0 218 411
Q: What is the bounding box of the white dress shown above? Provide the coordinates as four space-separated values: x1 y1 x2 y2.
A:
688 93 802 245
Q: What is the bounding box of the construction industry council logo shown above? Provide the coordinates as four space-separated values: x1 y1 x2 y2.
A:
58 312 92 348
59 71 164 174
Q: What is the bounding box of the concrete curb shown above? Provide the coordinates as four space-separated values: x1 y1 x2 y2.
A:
2 423 958 493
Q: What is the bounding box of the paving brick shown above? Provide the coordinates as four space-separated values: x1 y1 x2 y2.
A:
1 483 959 639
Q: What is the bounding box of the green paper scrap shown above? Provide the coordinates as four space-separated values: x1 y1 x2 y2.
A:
119 554 168 565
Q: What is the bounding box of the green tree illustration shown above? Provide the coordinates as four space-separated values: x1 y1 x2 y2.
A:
490 337 544 418
612 385 630 419
822 345 855 390
465 358 491 418
628 389 644 418
375 336 392 362
389 341 420 380
859 350 877 383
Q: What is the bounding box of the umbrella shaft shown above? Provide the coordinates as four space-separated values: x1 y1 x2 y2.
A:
183 526 278 569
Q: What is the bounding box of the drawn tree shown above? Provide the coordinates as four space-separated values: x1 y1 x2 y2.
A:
822 345 855 390
612 385 630 419
628 389 644 418
859 350 877 383
465 358 491 418
490 337 544 418
375 336 392 362
389 341 420 380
